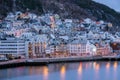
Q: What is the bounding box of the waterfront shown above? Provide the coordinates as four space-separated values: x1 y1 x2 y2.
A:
0 61 120 80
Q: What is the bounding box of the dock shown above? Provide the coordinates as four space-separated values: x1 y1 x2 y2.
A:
0 56 120 69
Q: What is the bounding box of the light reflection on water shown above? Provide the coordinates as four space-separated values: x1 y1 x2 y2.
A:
93 62 100 71
114 61 118 70
77 62 82 80
60 65 66 80
78 63 82 75
43 66 49 80
106 62 110 70
0 61 120 80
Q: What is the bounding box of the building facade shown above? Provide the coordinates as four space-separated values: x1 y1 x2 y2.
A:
0 38 26 56
26 34 48 58
67 40 96 56
96 44 112 55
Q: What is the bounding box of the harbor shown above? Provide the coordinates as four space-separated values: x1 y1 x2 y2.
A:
0 56 120 69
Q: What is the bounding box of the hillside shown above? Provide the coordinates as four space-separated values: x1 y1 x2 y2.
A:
0 0 120 28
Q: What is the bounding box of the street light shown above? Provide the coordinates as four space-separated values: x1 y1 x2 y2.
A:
92 47 97 56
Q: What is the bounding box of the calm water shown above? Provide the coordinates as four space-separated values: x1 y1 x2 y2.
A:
0 61 120 80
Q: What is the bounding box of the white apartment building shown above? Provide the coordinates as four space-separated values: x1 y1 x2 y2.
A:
45 46 55 54
0 38 27 56
67 40 96 56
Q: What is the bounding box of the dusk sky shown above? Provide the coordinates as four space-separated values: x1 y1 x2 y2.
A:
94 0 120 12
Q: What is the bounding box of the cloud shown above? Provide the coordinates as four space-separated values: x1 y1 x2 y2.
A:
93 0 120 12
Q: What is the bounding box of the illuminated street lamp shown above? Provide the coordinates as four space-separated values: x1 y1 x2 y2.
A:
92 47 97 56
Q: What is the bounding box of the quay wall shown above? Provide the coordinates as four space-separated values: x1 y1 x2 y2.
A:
0 57 120 69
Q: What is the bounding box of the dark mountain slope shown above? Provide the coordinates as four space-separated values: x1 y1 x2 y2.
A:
0 0 120 27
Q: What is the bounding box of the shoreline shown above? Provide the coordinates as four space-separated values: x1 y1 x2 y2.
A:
0 56 120 69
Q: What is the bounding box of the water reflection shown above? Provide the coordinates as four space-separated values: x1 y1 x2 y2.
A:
78 63 82 75
77 63 82 80
93 62 100 80
43 66 49 80
113 62 118 80
60 65 66 80
93 62 100 71
0 62 120 80
114 62 118 70
106 62 110 70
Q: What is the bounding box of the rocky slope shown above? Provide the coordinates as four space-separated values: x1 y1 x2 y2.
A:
0 0 120 27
